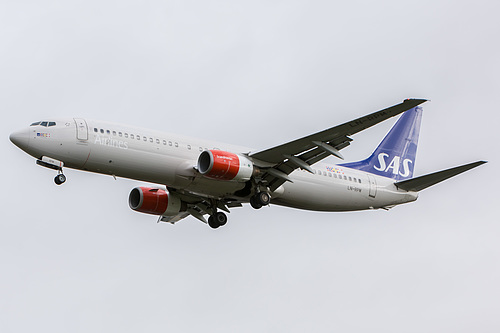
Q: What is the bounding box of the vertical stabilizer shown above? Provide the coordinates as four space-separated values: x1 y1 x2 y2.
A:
340 106 423 181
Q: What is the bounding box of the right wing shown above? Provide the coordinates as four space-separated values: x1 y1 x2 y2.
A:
249 99 427 191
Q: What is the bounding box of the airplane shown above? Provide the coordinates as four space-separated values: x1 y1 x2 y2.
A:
9 99 486 229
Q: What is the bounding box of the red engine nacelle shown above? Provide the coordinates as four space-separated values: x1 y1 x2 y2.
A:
129 187 182 216
197 150 254 182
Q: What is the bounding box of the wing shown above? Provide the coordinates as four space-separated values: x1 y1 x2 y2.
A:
249 99 427 191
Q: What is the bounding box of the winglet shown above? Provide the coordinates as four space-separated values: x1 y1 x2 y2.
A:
395 161 487 192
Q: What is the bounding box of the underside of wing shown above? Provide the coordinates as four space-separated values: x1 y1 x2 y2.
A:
158 188 243 224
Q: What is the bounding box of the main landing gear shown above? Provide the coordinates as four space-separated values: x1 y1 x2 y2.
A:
208 211 227 229
250 191 271 209
206 191 270 229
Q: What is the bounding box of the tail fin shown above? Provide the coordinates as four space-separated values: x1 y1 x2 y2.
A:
340 106 423 181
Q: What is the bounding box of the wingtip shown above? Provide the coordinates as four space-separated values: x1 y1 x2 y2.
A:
404 98 428 104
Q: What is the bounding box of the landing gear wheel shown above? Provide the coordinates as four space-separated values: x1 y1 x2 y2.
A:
250 192 270 209
257 192 271 206
215 212 227 226
208 212 227 229
250 195 263 209
54 174 66 185
208 216 219 229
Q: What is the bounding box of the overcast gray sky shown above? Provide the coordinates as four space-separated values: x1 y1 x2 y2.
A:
1 1 499 332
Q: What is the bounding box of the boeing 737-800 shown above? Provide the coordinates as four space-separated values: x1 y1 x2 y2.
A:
9 99 486 228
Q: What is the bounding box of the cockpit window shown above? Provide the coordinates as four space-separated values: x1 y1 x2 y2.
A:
30 121 56 127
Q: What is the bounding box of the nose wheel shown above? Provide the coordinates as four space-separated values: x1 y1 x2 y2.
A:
54 173 66 185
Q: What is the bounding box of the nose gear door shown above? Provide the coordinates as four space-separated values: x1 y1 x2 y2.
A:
74 118 88 141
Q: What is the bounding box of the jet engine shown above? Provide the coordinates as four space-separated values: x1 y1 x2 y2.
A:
197 150 254 182
129 187 183 216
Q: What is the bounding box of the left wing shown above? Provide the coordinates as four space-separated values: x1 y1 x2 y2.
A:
249 99 427 191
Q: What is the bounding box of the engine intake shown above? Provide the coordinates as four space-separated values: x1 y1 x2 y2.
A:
197 150 254 182
129 187 182 216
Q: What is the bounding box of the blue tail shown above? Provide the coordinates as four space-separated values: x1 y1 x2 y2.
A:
340 106 423 181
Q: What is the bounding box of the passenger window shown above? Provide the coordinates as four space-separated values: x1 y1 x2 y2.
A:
334 174 337 178
163 140 166 145
143 136 147 141
199 147 203 152
358 179 362 183
175 142 178 147
349 177 352 181
94 128 98 132
125 133 128 138
187 145 191 150
130 134 134 139
119 132 122 137
344 176 347 180
328 172 332 177
169 141 172 146
41 121 48 127
106 130 110 135
113 131 117 136
100 129 104 134
156 139 159 144
149 138 153 143
137 135 140 140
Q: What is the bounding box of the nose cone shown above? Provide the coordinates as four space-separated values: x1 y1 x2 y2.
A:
10 128 30 151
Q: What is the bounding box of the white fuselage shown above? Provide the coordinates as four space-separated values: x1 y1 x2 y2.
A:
13 118 418 212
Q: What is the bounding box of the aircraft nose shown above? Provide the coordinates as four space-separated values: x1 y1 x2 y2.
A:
10 128 30 150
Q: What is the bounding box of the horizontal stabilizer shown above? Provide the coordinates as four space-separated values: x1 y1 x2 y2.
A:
394 161 487 192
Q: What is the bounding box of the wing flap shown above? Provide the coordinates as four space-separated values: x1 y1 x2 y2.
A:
395 161 487 192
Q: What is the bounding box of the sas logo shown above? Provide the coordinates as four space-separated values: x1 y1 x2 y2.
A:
373 153 412 177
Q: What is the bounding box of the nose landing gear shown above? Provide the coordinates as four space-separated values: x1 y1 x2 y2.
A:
54 173 66 185
36 157 67 185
